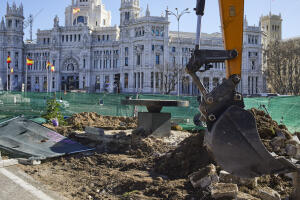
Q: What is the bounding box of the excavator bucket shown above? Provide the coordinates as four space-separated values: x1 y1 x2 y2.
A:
204 105 298 178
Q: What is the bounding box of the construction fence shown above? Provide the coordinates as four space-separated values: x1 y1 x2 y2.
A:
0 91 299 133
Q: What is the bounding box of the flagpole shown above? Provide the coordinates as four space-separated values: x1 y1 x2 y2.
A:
10 68 12 92
46 65 48 94
6 62 8 92
50 70 52 94
25 57 28 96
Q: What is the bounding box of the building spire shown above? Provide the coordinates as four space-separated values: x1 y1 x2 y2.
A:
0 17 5 31
146 4 150 17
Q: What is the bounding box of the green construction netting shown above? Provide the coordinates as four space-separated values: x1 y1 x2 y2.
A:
0 91 299 133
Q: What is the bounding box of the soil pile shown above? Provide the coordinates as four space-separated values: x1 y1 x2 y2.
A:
250 108 299 159
155 131 215 179
67 112 137 130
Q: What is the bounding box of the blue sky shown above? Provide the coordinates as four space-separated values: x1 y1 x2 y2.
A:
1 0 299 40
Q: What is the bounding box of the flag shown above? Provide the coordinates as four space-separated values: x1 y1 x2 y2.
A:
7 56 11 64
10 68 13 74
51 65 55 72
46 61 51 69
73 8 80 14
26 58 34 66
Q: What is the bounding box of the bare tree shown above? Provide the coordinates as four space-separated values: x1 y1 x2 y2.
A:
264 39 300 95
156 63 185 95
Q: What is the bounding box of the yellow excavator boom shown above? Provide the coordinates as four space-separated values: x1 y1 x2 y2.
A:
219 0 244 78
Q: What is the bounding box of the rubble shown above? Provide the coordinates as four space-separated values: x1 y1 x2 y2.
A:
237 192 260 200
188 164 219 189
256 187 281 200
16 110 297 199
211 183 238 199
219 170 258 188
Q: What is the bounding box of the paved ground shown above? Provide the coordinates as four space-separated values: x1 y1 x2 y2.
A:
0 166 66 200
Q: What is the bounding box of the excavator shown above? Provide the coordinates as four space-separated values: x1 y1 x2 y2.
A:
186 0 299 184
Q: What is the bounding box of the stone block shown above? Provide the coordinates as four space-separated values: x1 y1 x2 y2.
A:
286 144 297 157
219 170 258 188
138 112 171 137
85 127 105 136
237 192 260 200
188 164 219 189
270 137 285 148
211 183 238 199
0 159 19 167
257 187 280 200
18 158 41 165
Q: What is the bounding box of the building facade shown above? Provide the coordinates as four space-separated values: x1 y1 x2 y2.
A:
0 0 264 95
259 12 283 92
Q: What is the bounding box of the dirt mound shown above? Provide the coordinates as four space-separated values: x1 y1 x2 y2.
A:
130 135 171 158
250 108 299 159
67 112 137 130
250 108 292 140
20 152 200 200
154 131 214 179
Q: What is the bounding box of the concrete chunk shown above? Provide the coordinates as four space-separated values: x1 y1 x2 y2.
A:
219 170 258 188
0 159 19 167
237 192 260 200
188 164 219 189
18 158 41 165
257 187 280 200
211 183 238 199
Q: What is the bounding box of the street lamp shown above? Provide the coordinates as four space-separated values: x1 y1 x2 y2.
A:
167 8 190 96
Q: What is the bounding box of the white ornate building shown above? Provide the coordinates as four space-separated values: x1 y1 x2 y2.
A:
0 0 264 95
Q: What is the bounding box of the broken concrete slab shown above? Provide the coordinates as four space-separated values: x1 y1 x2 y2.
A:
188 164 219 189
219 170 258 188
257 186 280 200
0 159 18 168
237 192 260 200
211 183 238 199
0 117 93 159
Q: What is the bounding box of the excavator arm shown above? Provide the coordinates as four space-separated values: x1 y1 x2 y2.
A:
186 0 298 178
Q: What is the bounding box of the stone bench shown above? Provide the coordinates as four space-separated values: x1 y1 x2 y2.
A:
121 99 189 137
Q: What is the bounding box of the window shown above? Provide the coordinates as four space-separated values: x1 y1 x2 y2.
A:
107 35 109 40
125 12 130 21
52 77 55 89
137 54 141 65
172 47 176 53
95 76 100 90
78 34 81 41
70 35 72 42
125 57 128 66
83 59 86 68
66 35 69 42
62 35 64 42
251 61 255 70
83 76 86 89
15 52 19 69
151 72 154 88
152 45 155 51
8 20 12 28
134 73 137 88
124 73 128 88
74 34 77 41
156 54 160 65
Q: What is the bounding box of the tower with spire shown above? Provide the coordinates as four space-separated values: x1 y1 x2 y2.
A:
119 0 140 26
0 2 24 91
